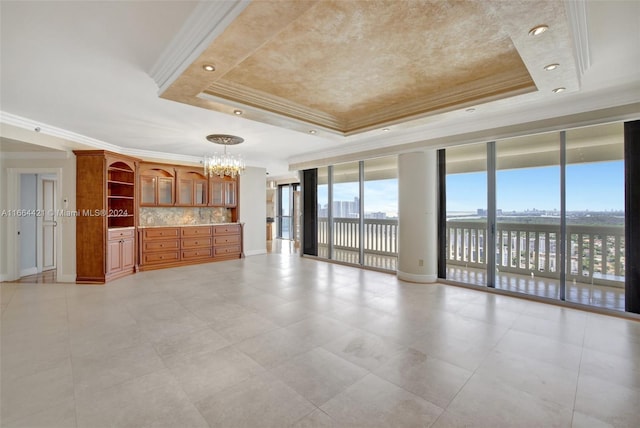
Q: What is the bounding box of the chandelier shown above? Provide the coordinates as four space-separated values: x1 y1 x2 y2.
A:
203 134 245 178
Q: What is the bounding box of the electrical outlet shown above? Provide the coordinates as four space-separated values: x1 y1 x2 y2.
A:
418 259 424 267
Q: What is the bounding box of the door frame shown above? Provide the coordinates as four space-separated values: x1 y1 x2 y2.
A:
38 174 58 272
6 167 63 281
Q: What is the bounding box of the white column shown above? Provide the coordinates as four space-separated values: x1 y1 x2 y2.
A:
397 150 438 283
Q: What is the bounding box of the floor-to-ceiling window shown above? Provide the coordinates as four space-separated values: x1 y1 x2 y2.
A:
445 143 487 286
364 157 398 270
332 162 361 265
317 167 330 258
565 123 625 310
443 122 628 311
277 183 298 240
306 157 398 271
495 133 561 299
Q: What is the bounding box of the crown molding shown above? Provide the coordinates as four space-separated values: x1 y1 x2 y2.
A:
1 111 206 166
0 151 70 160
565 0 591 78
1 111 122 152
149 0 251 94
287 84 640 170
201 70 534 136
122 147 203 165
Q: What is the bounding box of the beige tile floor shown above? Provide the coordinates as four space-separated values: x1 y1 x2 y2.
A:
1 253 639 428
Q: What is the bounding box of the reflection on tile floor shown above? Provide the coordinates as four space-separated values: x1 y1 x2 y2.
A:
1 253 639 427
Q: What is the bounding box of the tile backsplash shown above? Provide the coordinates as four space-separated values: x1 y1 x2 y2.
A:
139 207 231 226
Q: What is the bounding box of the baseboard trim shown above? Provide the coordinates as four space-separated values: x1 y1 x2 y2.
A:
245 249 268 256
56 273 76 283
19 267 38 277
397 271 437 283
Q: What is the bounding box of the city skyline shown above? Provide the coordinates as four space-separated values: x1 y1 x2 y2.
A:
447 160 624 212
315 160 624 217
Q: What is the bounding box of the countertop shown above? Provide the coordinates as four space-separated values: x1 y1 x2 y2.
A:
137 223 240 229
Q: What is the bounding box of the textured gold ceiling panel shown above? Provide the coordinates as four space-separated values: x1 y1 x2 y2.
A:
162 0 538 134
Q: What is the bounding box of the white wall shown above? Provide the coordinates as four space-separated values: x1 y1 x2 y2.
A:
239 166 267 256
19 173 38 275
0 156 76 282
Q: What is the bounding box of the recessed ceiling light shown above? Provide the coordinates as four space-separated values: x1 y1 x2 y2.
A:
309 130 317 134
233 109 243 115
544 63 559 71
528 25 548 36
552 87 566 93
465 108 476 113
382 128 390 132
202 64 215 72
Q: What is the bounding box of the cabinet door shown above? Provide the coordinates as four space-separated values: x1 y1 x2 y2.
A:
177 179 193 205
107 240 123 274
158 178 174 205
121 237 135 270
210 179 224 206
194 180 207 205
225 181 237 207
141 176 156 205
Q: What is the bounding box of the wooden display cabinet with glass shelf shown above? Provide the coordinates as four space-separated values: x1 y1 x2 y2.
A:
74 150 139 283
176 167 208 206
139 163 175 206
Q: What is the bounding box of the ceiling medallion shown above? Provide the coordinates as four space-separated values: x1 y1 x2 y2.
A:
204 134 245 178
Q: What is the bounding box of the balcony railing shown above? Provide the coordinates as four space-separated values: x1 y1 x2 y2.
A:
318 217 398 256
447 220 625 288
315 218 624 288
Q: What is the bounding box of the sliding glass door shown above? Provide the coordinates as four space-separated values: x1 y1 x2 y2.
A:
495 133 560 298
565 123 625 310
277 183 298 240
309 157 398 271
445 143 487 286
444 122 627 311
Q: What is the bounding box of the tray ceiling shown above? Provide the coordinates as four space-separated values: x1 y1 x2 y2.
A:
160 0 547 135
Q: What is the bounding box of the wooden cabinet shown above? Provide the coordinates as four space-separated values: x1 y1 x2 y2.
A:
209 176 237 208
139 163 175 206
107 228 135 277
181 226 213 260
74 150 139 283
139 224 242 271
213 224 242 259
176 168 208 206
139 162 238 219
107 162 135 228
139 227 180 266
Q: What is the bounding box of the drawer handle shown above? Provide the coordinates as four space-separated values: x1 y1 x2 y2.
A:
159 256 164 259
160 244 164 247
159 232 164 236
195 241 198 245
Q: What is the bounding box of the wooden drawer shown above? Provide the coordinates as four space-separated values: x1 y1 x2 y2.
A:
181 237 212 249
182 226 212 237
182 248 213 259
213 224 240 235
214 245 241 257
143 228 180 240
142 251 180 264
108 228 135 240
213 234 240 246
143 239 179 252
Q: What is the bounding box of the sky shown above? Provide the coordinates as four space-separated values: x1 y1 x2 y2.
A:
447 160 624 212
315 160 624 216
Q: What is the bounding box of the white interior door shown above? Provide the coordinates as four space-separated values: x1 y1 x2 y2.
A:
41 178 56 271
